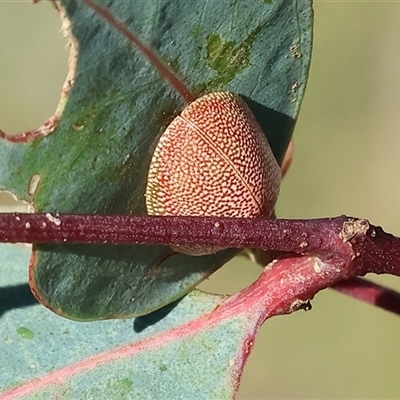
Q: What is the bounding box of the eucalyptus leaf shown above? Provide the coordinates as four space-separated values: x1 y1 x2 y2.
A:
0 0 312 319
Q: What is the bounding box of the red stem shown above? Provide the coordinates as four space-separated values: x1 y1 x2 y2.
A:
82 0 196 103
332 277 400 315
1 212 400 315
0 213 399 277
0 213 349 260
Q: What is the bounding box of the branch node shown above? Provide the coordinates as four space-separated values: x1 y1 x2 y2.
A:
289 299 312 313
340 219 369 242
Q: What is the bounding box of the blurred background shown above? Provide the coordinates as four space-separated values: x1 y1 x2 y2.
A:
1 1 400 398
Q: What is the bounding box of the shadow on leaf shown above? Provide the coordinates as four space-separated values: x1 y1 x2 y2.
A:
0 283 38 316
133 296 184 333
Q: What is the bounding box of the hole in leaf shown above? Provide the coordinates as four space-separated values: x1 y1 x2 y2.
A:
0 192 29 213
0 2 68 134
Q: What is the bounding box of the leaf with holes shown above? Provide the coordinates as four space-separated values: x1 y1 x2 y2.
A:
0 0 313 320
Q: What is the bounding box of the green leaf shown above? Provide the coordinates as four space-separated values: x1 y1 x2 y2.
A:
0 0 313 319
0 243 263 398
